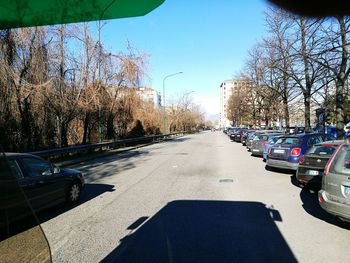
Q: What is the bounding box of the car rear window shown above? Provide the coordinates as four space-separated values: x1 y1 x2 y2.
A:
307 145 337 156
275 137 301 146
257 135 269 141
330 145 350 175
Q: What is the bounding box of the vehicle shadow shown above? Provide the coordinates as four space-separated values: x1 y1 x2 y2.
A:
37 183 115 224
265 165 296 175
250 153 263 158
299 188 350 229
102 200 297 263
1 183 115 242
290 175 302 188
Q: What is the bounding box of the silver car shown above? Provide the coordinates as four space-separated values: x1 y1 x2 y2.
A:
319 143 350 222
251 133 283 157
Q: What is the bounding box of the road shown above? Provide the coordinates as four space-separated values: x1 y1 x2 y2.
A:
40 132 350 263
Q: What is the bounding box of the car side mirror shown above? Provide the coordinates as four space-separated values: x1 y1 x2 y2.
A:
42 170 53 176
53 166 60 174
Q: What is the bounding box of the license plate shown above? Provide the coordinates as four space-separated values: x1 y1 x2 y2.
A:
252 149 259 152
307 170 319 176
345 186 350 195
274 149 285 154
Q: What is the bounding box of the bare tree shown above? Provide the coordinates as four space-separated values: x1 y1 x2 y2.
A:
313 16 350 138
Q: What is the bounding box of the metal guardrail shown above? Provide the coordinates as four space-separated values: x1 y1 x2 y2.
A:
29 132 187 159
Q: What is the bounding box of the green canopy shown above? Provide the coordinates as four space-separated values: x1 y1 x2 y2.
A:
0 0 165 29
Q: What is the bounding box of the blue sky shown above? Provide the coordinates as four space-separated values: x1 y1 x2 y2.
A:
93 0 270 119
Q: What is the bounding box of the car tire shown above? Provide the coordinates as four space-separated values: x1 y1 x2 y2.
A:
67 181 82 204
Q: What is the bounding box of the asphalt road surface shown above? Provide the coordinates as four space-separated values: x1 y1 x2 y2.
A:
40 132 350 263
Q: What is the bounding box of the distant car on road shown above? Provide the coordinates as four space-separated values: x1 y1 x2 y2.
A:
319 142 350 223
3 153 84 217
266 133 334 171
296 141 342 190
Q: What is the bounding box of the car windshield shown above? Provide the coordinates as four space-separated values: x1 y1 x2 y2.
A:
257 135 269 141
268 137 280 144
275 137 301 146
307 145 337 155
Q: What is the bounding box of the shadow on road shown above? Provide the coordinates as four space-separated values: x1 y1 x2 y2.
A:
299 188 350 229
102 200 297 263
71 150 150 182
290 175 301 188
265 165 296 175
37 183 115 224
1 183 115 243
250 153 263 158
164 137 191 143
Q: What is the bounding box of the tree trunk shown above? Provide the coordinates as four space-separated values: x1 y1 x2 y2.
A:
106 113 115 140
60 122 68 147
304 90 311 132
335 79 345 139
335 16 348 139
283 96 290 129
82 112 90 144
300 17 312 133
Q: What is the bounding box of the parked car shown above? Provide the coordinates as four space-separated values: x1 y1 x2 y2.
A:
263 135 284 161
296 141 343 190
266 133 334 171
286 126 305 134
246 130 281 151
229 128 240 141
251 133 284 157
226 127 237 137
232 128 247 142
3 153 84 217
241 130 255 146
318 142 350 222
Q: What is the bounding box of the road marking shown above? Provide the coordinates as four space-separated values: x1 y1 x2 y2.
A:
219 179 234 183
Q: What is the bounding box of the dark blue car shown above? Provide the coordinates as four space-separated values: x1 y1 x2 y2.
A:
266 133 334 171
4 153 85 215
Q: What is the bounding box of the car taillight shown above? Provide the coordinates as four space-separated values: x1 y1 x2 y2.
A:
299 156 305 164
261 141 267 147
291 148 301 156
324 145 342 176
319 195 325 203
268 147 272 154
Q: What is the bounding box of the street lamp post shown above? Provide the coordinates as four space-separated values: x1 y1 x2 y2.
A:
162 71 183 133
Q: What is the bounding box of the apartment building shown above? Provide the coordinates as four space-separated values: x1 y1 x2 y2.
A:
117 87 162 108
219 78 251 128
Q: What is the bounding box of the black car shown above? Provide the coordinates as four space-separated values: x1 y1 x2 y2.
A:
241 130 255 145
296 141 342 190
4 153 84 216
234 128 248 142
230 128 244 141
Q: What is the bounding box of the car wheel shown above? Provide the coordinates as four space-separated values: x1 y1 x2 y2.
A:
67 182 82 203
